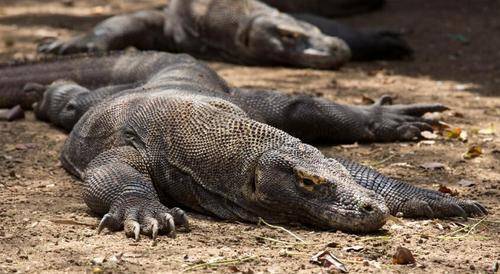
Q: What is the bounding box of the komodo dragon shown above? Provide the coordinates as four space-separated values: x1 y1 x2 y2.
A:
0 51 486 239
37 0 411 68
261 0 386 18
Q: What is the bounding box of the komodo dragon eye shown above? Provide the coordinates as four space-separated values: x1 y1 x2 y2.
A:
276 27 302 40
295 169 326 191
302 178 315 186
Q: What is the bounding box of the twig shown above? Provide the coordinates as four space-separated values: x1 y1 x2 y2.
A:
359 235 391 242
366 154 396 167
183 256 256 272
49 219 96 227
468 217 500 225
258 217 305 243
439 217 487 240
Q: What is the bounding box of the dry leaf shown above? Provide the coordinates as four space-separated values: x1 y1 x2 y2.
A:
310 251 347 273
420 131 438 139
341 143 359 149
457 179 475 187
392 247 416 265
478 124 495 135
420 162 446 170
459 130 468 142
462 145 482 159
389 162 414 168
343 245 364 252
438 185 458 196
418 140 436 146
443 127 462 139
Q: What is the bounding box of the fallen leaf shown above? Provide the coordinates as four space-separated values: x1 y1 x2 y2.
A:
392 247 416 265
310 251 347 273
343 245 364 252
459 130 468 142
420 131 438 139
15 143 37 150
389 162 414 169
457 179 475 187
478 124 495 135
340 143 359 149
462 145 482 159
418 140 436 146
443 127 462 139
438 185 458 196
420 162 446 170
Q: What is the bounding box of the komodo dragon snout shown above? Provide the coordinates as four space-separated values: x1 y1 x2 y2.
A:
254 143 389 232
241 14 351 69
32 80 89 130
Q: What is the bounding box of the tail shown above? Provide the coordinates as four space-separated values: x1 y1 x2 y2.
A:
0 51 181 109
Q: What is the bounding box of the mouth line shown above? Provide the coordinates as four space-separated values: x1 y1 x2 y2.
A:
298 199 389 228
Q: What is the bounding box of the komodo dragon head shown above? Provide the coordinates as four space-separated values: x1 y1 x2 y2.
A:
238 12 351 69
252 142 389 232
32 80 89 130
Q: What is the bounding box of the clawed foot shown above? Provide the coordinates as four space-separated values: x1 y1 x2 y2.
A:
361 95 449 142
38 36 104 55
393 189 488 219
97 197 190 241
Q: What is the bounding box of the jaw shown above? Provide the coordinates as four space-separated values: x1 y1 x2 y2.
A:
294 37 351 69
304 202 390 233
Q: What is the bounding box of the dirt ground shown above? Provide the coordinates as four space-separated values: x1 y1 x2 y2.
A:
0 0 499 273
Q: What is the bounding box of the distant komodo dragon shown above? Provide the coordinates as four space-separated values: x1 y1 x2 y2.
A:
37 0 411 69
0 52 486 239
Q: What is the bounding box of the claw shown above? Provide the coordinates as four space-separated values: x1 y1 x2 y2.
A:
181 214 191 232
374 95 393 106
151 219 159 240
473 202 488 216
133 223 140 241
124 220 141 241
97 213 115 234
165 214 176 238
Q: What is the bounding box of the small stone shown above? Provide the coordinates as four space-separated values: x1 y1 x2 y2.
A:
90 257 105 265
457 179 475 187
392 246 416 265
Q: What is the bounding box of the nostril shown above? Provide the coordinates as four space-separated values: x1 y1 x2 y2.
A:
362 204 374 213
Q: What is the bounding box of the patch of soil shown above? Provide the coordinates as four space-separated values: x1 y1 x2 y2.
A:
0 0 498 273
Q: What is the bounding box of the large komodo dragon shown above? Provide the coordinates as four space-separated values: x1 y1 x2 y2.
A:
38 0 411 68
0 51 486 239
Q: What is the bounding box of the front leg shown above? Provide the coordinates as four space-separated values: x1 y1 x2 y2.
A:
233 89 447 144
333 156 487 218
82 146 189 240
38 10 168 55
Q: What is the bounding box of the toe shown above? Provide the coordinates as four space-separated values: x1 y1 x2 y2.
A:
124 219 141 241
170 207 190 230
396 124 420 140
141 217 160 240
97 213 121 233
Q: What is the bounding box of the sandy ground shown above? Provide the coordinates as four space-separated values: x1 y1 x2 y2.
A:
0 0 499 273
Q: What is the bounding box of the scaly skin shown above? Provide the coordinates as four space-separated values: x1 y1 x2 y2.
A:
0 51 487 240
38 0 351 69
